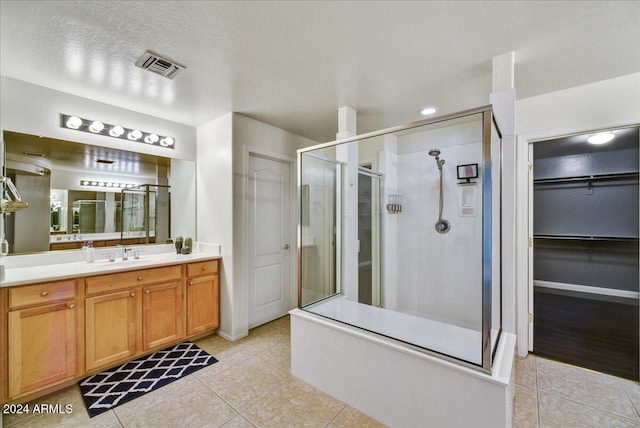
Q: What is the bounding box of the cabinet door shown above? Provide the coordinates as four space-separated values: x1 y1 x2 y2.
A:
8 301 77 399
86 289 138 371
186 275 219 336
143 281 183 350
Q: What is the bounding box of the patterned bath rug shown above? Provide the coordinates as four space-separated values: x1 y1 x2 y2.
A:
79 342 217 417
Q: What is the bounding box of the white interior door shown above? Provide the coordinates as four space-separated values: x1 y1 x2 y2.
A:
248 154 291 328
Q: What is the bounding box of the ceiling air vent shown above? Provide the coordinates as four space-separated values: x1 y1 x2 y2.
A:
135 51 185 80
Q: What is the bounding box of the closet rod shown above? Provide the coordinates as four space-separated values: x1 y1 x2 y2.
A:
533 171 639 184
534 234 639 242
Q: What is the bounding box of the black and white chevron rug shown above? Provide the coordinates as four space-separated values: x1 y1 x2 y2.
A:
79 342 217 417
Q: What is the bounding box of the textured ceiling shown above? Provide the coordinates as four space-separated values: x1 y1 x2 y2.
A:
1 1 639 143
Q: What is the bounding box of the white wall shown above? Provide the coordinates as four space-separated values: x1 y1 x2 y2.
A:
232 113 316 332
514 72 640 355
196 113 235 338
0 76 196 161
0 76 198 245
395 121 484 329
197 113 315 339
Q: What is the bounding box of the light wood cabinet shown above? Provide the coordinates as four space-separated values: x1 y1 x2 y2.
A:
2 257 219 404
186 260 220 336
85 289 139 371
7 281 78 400
143 281 182 350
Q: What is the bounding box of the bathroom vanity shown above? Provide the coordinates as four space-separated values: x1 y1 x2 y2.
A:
0 250 221 405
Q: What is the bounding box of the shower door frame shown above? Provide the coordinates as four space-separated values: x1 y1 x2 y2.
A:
297 105 503 373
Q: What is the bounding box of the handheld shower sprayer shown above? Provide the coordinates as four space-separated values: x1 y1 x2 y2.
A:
429 149 451 234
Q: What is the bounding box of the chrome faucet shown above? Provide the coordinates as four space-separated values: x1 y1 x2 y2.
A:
122 247 132 261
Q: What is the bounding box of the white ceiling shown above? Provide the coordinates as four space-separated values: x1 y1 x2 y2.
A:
1 1 638 143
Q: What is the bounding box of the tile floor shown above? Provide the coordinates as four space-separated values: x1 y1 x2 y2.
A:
3 315 640 427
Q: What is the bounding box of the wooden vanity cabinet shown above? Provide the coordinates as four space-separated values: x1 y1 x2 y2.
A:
143 280 183 350
2 257 220 403
186 260 220 336
84 265 182 371
85 288 139 371
6 280 78 400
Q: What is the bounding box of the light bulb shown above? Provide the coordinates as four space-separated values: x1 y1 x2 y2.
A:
89 121 104 133
128 129 142 140
81 180 90 186
144 133 159 144
160 136 174 147
109 125 125 137
66 116 83 129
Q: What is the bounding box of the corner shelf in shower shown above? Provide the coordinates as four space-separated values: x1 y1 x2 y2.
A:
533 171 639 184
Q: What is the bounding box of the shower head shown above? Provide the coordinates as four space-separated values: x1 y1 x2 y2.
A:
428 149 441 157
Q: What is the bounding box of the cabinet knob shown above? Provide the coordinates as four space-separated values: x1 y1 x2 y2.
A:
68 303 76 309
41 291 49 297
189 281 193 286
145 289 150 294
202 266 207 271
130 292 136 297
137 276 144 281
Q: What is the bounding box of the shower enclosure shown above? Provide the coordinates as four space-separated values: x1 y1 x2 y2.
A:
298 105 503 372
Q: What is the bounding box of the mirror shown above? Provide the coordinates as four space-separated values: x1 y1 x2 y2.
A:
3 130 172 254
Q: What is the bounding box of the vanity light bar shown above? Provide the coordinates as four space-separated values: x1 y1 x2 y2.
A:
80 180 139 189
61 114 175 149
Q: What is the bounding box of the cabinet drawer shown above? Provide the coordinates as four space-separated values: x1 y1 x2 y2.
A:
86 265 182 295
187 260 219 277
9 280 76 309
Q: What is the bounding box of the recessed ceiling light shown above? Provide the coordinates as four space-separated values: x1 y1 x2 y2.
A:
587 132 615 145
420 106 439 116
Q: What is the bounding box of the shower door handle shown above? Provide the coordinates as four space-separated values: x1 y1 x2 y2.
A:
283 244 290 250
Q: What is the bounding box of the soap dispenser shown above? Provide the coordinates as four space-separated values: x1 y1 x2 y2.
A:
85 240 95 263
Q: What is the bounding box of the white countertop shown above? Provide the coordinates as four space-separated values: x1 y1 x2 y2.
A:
0 243 221 287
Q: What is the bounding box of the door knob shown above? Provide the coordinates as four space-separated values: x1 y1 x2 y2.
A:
283 244 290 250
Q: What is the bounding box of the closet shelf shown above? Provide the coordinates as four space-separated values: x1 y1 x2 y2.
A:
533 171 639 184
534 234 639 242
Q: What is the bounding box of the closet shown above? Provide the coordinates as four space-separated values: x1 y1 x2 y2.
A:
532 126 639 380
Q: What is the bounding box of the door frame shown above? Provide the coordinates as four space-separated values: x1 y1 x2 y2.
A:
244 146 296 329
516 123 640 356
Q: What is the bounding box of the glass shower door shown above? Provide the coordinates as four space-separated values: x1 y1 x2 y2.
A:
299 152 342 307
358 167 381 307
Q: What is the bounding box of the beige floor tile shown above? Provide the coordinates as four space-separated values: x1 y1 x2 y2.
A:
538 390 639 428
194 332 238 355
621 380 640 417
515 355 537 388
327 406 385 428
113 373 202 421
235 324 290 355
201 355 292 411
258 343 291 372
269 315 291 332
220 415 257 428
536 358 639 421
514 384 538 428
243 378 346 427
3 385 119 428
120 381 237 428
195 346 256 381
